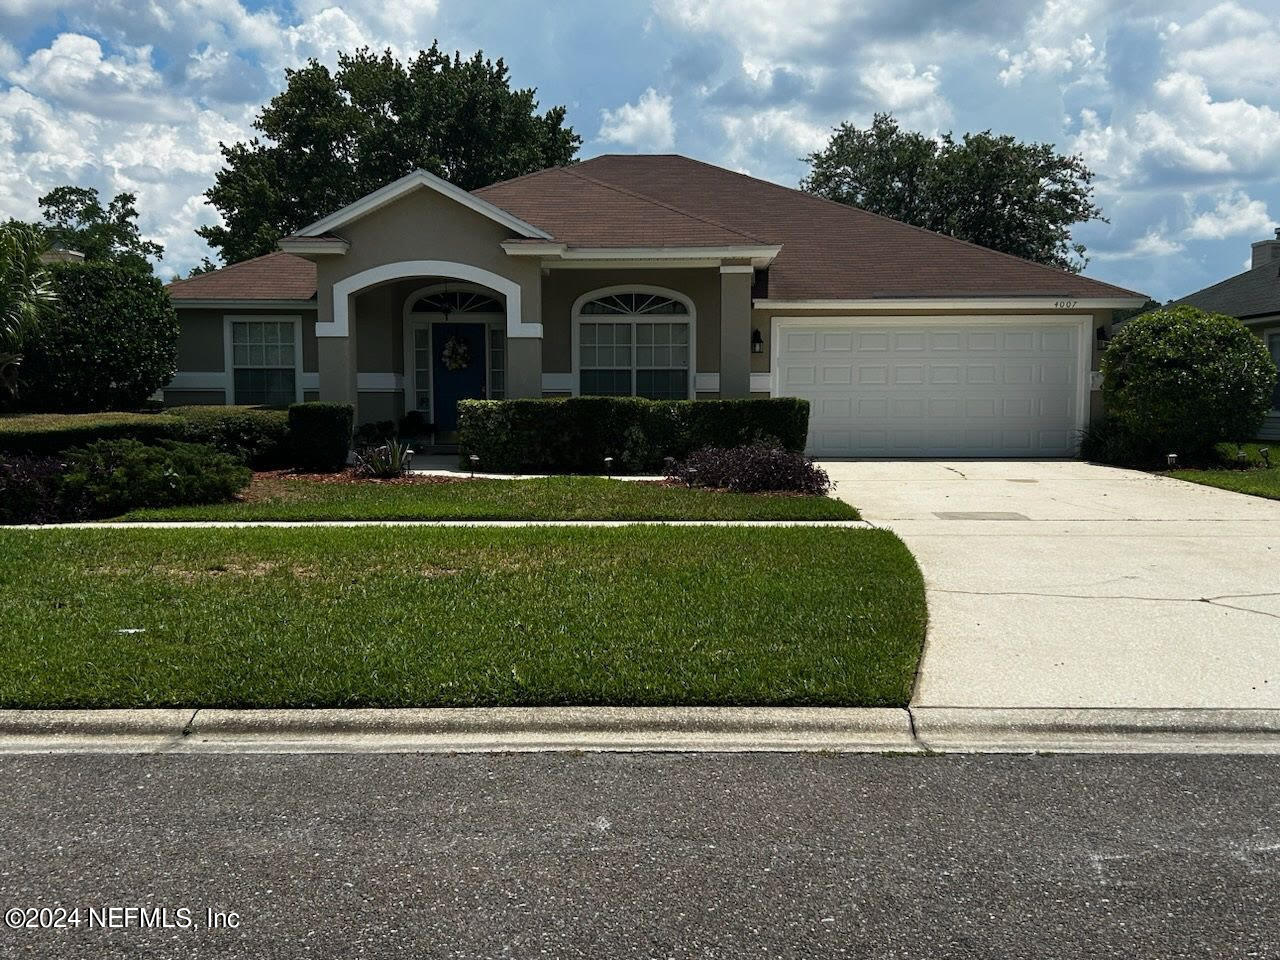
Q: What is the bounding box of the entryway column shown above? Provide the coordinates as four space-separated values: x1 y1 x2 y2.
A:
317 335 357 405
719 265 753 397
506 337 543 398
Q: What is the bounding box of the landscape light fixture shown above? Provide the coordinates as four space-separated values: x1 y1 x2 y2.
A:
603 456 614 477
1167 453 1178 469
469 453 479 478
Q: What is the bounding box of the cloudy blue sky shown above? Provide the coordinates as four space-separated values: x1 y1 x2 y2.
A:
1 0 1277 300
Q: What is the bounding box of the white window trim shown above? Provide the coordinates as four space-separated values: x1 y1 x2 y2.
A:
571 285 697 400
401 283 506 421
223 314 304 405
769 313 1093 448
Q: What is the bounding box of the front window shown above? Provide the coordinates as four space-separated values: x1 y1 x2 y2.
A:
577 292 691 399
231 319 296 405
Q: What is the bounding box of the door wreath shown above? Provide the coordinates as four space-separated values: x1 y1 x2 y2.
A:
441 335 470 371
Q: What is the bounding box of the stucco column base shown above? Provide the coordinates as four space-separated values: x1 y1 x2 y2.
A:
719 268 752 397
506 337 543 398
317 336 357 406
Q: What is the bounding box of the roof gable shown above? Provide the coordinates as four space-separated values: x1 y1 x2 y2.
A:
292 168 553 241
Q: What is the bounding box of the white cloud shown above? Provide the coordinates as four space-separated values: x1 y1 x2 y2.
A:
996 0 1103 86
1072 72 1280 188
1093 228 1185 261
1184 190 1273 240
1166 1 1280 99
859 61 950 130
598 88 676 150
719 108 828 174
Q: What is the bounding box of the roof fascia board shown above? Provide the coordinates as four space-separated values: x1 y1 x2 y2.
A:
170 298 318 310
753 296 1147 310
296 169 552 240
277 237 350 255
502 241 781 267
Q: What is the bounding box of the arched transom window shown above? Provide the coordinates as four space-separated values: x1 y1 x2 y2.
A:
412 289 503 314
576 288 694 400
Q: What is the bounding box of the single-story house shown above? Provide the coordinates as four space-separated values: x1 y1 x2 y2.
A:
1171 229 1280 441
164 154 1146 457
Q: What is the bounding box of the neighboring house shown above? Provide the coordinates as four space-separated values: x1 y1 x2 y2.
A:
164 154 1145 457
1172 229 1280 441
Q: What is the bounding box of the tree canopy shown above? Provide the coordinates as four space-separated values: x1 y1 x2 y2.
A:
37 186 163 272
801 114 1105 273
199 44 582 264
0 221 55 399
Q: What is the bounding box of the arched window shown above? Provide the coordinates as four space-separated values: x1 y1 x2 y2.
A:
411 289 503 314
574 288 695 400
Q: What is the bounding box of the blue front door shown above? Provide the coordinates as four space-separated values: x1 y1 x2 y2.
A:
432 322 487 437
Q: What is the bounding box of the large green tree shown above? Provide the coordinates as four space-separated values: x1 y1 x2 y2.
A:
802 114 1105 273
0 221 55 400
37 186 163 272
199 44 582 264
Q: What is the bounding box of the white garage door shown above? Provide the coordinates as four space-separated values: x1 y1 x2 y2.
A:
774 319 1086 458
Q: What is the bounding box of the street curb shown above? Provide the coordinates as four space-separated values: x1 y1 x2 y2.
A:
0 707 917 754
3 706 1280 754
8 519 871 530
911 707 1280 753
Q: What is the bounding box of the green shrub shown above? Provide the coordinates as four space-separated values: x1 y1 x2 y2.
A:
19 262 178 411
1102 306 1277 459
168 405 291 467
60 439 250 517
288 402 353 472
457 397 811 473
0 412 183 457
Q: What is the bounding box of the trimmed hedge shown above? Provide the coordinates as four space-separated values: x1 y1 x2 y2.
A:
0 455 78 524
288 402 353 472
168 405 291 467
60 439 250 517
458 397 810 473
0 412 183 457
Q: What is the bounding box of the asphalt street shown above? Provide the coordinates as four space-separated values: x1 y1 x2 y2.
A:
0 753 1277 958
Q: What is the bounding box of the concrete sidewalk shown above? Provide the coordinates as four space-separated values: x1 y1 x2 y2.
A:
823 460 1280 711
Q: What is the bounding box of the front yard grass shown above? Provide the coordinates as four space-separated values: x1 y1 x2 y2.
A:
116 473 859 522
1167 443 1279 501
0 526 923 708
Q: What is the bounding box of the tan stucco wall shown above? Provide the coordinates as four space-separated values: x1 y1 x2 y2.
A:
539 268 722 374
313 186 543 401
174 307 318 373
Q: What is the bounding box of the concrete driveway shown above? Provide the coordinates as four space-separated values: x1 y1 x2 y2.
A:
822 460 1280 710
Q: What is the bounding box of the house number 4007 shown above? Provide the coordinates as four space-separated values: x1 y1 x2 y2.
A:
1054 299 1079 309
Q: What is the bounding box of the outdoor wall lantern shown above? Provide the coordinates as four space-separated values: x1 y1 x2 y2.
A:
751 328 764 354
1095 325 1110 345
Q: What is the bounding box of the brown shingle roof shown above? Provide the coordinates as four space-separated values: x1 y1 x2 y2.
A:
1171 260 1280 320
174 156 1144 303
166 251 316 301
474 166 765 247
483 154 1144 300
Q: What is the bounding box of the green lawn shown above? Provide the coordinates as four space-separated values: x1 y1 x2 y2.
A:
0 526 923 708
117 473 859 521
1167 443 1279 501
